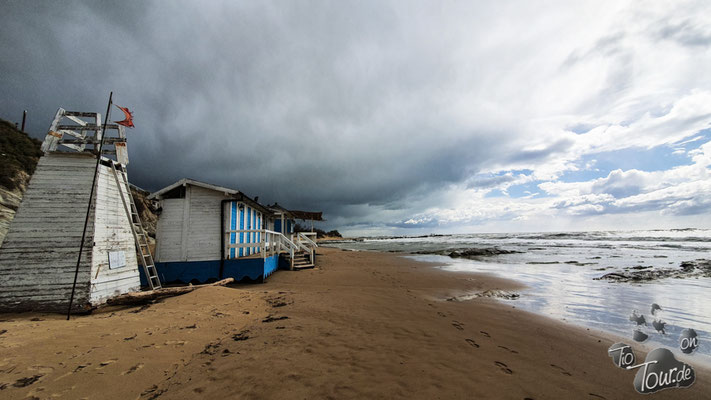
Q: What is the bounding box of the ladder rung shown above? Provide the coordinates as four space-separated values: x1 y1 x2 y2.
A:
111 163 162 290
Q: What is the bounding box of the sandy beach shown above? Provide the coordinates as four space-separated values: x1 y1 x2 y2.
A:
1 247 709 399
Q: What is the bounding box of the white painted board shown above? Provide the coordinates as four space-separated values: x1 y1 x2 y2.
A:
108 251 127 269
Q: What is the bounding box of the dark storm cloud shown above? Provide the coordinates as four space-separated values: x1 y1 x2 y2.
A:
0 1 506 229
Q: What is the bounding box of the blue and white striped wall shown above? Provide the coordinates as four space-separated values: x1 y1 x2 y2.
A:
273 218 294 234
227 201 263 259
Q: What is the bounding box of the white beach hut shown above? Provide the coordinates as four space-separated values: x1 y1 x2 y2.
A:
148 179 320 283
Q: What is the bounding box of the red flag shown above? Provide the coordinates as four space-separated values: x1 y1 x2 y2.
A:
114 104 134 128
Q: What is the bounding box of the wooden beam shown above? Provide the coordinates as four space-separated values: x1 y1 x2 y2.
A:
103 278 235 307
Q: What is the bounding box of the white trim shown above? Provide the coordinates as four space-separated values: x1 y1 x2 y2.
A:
148 178 239 200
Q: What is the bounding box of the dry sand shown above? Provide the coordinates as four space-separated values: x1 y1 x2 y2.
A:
0 247 709 399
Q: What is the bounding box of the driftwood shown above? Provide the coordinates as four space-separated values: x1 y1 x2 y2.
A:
105 278 235 307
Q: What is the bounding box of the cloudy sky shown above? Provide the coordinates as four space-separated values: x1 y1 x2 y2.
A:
2 1 711 235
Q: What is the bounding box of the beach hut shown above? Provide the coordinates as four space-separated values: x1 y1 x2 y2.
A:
267 203 296 234
148 179 319 284
0 108 154 312
267 204 323 234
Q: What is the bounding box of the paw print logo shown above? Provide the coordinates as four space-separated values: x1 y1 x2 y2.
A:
607 303 699 394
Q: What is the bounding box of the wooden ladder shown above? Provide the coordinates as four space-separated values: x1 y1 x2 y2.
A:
109 161 162 290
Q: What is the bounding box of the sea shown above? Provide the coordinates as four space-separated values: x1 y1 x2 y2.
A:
323 229 711 366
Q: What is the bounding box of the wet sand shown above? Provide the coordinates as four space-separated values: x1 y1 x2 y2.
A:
0 247 709 399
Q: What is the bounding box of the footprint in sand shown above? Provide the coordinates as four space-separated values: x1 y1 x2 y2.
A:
495 361 513 374
497 345 519 354
437 312 447 318
73 364 89 373
122 363 144 375
550 364 572 376
12 374 43 387
480 331 490 337
451 321 464 331
97 359 118 368
262 315 289 323
465 339 480 348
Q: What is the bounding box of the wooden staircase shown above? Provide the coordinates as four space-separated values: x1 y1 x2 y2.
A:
288 251 314 270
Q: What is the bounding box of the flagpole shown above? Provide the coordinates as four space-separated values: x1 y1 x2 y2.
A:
66 92 113 320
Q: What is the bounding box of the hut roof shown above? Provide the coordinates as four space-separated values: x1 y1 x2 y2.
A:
148 178 271 214
289 210 323 221
148 178 238 199
268 203 323 221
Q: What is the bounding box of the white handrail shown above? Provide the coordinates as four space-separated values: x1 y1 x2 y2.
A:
297 232 318 248
264 229 298 250
225 229 318 270
294 238 311 253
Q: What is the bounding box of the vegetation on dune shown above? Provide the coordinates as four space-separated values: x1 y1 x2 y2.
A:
0 119 42 191
294 223 342 238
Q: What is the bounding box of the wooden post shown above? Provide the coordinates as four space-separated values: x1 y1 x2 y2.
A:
21 110 27 132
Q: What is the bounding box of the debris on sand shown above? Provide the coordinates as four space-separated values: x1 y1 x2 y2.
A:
447 290 520 301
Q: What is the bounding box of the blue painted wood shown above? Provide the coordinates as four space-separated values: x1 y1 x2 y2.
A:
245 207 252 255
263 255 278 278
239 206 244 257
257 214 261 253
230 202 237 258
150 254 282 285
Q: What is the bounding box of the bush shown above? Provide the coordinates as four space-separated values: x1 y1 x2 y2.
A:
294 223 342 238
0 119 43 190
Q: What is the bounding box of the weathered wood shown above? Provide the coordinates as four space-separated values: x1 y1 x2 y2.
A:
64 115 87 126
54 137 126 145
40 108 66 152
104 278 234 306
90 164 141 304
0 153 141 312
55 124 120 131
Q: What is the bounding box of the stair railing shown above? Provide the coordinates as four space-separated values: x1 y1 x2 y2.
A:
297 232 318 265
264 229 299 270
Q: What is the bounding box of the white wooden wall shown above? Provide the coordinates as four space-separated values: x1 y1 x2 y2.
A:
154 185 224 262
0 154 96 312
89 164 141 304
0 154 142 312
154 198 184 262
186 186 223 261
